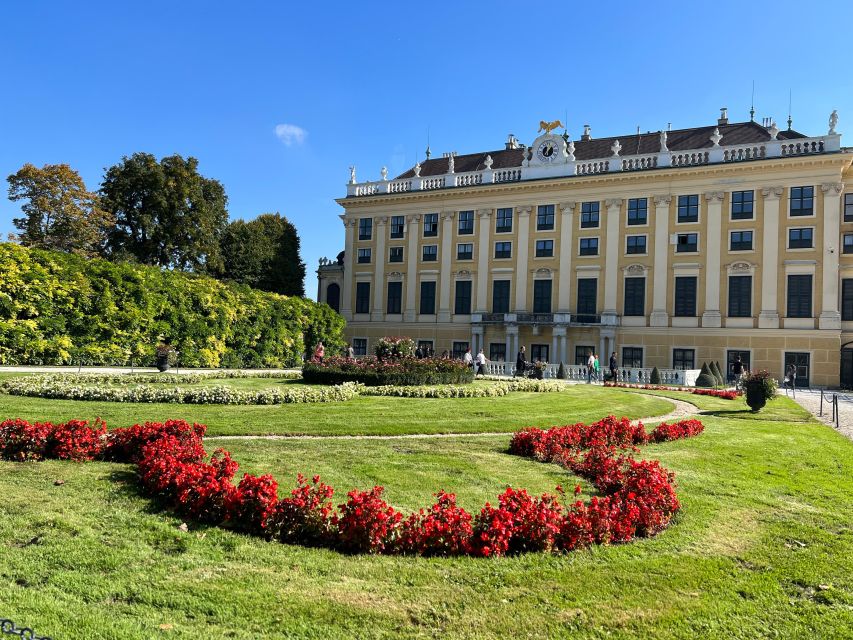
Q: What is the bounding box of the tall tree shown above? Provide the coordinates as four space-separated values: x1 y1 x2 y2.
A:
7 163 112 256
100 153 228 271
219 213 306 296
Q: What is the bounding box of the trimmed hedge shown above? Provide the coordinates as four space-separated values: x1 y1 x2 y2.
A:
302 356 474 386
0 243 344 367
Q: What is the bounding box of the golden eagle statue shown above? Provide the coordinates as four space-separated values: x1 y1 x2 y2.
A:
538 120 564 135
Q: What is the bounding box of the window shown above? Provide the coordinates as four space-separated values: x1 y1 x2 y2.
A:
845 194 853 222
626 235 647 254
627 198 647 225
535 239 554 257
730 230 753 251
423 213 439 237
386 282 402 314
352 338 367 356
326 283 340 312
843 279 853 321
580 202 600 228
495 241 512 259
358 218 372 240
417 340 434 356
576 278 597 319
531 344 549 363
579 237 599 256
575 346 594 366
674 276 697 317
676 233 698 253
673 348 695 370
390 215 404 238
788 228 813 249
492 280 510 313
457 243 473 260
623 277 645 316
789 186 814 216
496 208 513 233
537 204 555 230
389 247 403 263
622 348 643 368
420 281 436 315
490 343 506 362
731 190 754 220
728 275 752 317
458 210 474 235
677 194 699 223
357 248 371 264
787 274 812 318
727 351 751 379
454 281 472 314
784 352 810 388
355 282 370 314
844 234 853 254
422 245 437 261
452 342 469 359
533 280 552 313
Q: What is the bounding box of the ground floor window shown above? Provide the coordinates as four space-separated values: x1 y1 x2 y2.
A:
672 348 695 370
352 338 368 356
727 350 751 379
417 340 434 357
622 347 643 368
452 341 469 359
490 343 506 362
784 352 810 388
575 345 594 366
531 344 549 363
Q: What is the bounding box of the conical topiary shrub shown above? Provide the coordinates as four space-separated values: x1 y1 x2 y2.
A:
715 360 726 386
650 366 661 384
695 362 716 388
557 362 567 380
710 361 723 387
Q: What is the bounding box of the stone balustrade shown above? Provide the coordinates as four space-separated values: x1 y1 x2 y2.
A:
483 362 700 385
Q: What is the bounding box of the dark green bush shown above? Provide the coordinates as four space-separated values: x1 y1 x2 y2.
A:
650 366 661 384
302 356 474 386
695 363 716 388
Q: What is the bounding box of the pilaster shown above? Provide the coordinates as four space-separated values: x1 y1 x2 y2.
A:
702 191 724 327
819 182 844 329
371 216 387 321
759 187 782 328
475 209 492 312
650 195 671 326
514 206 532 312
557 202 576 313
404 214 420 321
437 211 455 322
602 198 622 322
341 216 355 320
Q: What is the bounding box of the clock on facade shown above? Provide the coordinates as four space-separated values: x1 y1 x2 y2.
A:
536 138 559 163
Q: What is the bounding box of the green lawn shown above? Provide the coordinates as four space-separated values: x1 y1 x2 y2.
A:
0 383 673 436
2 388 853 639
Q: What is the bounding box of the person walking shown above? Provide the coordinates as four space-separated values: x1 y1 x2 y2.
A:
313 341 325 363
463 347 474 370
516 346 527 377
609 351 618 382
785 363 797 398
731 355 744 385
593 353 601 383
346 343 355 359
586 351 595 383
475 348 488 376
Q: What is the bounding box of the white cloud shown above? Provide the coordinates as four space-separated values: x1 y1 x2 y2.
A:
274 123 307 146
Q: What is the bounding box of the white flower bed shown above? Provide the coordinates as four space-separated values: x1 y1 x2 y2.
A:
360 379 570 398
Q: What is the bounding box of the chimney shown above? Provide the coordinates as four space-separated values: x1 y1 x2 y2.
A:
581 124 591 141
505 134 519 150
718 107 729 125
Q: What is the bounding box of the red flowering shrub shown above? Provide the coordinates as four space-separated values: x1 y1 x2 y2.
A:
268 474 336 547
106 419 206 463
396 491 473 556
45 419 107 461
0 418 52 461
335 486 402 553
651 419 704 442
228 473 279 534
603 382 740 400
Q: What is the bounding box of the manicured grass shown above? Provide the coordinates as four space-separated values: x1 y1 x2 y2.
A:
2 391 853 638
0 384 673 436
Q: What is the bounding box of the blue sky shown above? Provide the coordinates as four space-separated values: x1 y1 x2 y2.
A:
2 0 851 293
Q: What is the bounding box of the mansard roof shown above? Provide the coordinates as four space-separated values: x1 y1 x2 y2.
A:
395 121 807 179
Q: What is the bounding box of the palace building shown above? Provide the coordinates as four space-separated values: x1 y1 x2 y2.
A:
318 108 853 387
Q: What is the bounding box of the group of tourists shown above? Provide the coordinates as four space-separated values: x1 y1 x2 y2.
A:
463 347 488 376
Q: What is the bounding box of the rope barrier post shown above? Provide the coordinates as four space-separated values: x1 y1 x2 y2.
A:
820 390 824 416
835 394 840 430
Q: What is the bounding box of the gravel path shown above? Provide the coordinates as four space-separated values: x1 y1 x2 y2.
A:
205 393 699 442
785 389 853 441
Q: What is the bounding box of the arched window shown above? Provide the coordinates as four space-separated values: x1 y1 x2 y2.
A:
326 283 340 312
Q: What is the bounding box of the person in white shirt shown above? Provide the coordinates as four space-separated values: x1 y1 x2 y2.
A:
475 349 487 376
463 347 474 369
586 352 595 384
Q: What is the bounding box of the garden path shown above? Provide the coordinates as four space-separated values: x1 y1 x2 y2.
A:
205 393 699 442
787 389 853 441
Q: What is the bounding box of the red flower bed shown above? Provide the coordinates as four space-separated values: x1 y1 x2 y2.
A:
603 382 740 400
0 413 704 557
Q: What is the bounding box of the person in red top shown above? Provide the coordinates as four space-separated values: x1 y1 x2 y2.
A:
313 341 325 362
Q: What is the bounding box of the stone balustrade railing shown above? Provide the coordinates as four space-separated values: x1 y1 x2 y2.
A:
483 362 700 385
346 133 841 196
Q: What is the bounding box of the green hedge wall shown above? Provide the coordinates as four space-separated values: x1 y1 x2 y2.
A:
0 243 345 367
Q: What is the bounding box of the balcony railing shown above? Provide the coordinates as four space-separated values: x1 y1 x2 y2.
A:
346 133 841 197
571 314 601 325
516 313 554 324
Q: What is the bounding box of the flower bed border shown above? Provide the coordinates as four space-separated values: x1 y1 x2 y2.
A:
0 414 704 557
603 382 741 400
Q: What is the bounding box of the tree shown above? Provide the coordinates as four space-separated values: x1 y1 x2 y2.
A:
219 213 306 296
7 163 112 256
100 153 228 271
